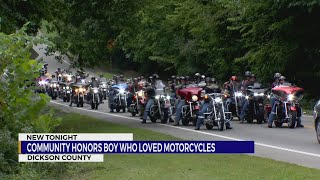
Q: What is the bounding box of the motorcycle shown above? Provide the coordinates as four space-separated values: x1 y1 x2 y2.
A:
90 87 100 109
203 93 231 131
48 81 60 100
99 82 108 100
268 83 304 128
57 73 63 82
242 82 268 124
177 84 203 126
148 93 171 123
130 90 146 116
111 83 128 112
71 85 86 107
36 77 49 93
60 83 71 102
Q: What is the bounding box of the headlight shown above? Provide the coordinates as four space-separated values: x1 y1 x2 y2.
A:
93 89 98 93
75 89 78 92
254 93 258 96
245 96 249 99
166 95 170 100
288 94 294 101
63 87 66 89
138 91 143 97
81 79 85 83
67 77 72 81
103 84 106 87
119 89 125 94
267 95 271 99
254 93 264 96
215 97 222 103
192 95 198 101
155 95 160 99
53 84 57 88
59 74 62 77
235 92 243 97
66 86 69 90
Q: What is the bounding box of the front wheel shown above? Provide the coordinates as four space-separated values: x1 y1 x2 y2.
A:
217 109 224 131
288 110 297 129
160 108 169 124
257 106 265 124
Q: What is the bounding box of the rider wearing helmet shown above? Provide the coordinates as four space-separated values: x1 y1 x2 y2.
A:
194 73 201 84
240 71 252 90
224 75 240 116
239 74 258 123
272 73 281 88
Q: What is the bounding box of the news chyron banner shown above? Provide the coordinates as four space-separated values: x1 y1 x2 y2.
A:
18 133 254 162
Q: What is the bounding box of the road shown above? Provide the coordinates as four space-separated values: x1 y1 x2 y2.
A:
34 44 320 169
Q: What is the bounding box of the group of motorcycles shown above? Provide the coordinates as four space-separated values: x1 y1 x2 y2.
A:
35 67 305 130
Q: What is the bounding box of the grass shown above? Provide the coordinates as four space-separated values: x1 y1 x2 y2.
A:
51 110 320 180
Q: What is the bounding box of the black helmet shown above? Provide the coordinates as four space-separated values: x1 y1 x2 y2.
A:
274 73 281 79
185 76 190 81
153 74 159 79
91 76 96 80
51 75 55 78
245 71 252 77
205 77 210 82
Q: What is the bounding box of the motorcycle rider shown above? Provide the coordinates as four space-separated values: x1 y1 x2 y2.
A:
240 71 252 90
127 78 139 110
195 78 232 130
194 73 201 84
55 67 64 81
173 76 188 126
267 76 304 128
69 76 87 107
224 76 240 115
141 79 156 123
239 74 257 123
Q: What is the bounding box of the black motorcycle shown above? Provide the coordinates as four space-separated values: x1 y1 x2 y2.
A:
149 94 170 123
48 81 59 100
60 82 71 102
243 82 268 124
71 85 85 107
89 87 100 109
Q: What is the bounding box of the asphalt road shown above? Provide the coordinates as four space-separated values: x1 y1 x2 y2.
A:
34 45 320 169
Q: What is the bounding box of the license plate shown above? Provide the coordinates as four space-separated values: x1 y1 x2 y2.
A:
194 106 200 110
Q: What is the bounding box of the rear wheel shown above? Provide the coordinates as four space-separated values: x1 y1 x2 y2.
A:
288 110 297 129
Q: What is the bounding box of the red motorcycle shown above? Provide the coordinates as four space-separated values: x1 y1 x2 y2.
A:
177 84 203 126
267 83 304 128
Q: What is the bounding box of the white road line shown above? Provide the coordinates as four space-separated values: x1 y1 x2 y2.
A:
50 101 320 158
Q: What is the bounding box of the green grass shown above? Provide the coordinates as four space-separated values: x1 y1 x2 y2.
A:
51 111 320 180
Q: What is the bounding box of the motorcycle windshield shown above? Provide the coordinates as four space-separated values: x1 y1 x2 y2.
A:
272 85 304 101
112 83 128 90
155 80 165 95
247 83 266 94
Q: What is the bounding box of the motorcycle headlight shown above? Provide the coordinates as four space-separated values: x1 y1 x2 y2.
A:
254 93 258 96
119 89 125 94
138 91 143 97
66 86 69 90
59 74 62 77
245 96 249 100
102 84 106 87
267 95 271 99
94 89 98 93
288 94 294 101
215 97 222 103
155 95 160 99
79 88 83 92
192 95 198 101
75 89 78 92
53 84 57 88
63 87 66 89
166 95 170 100
67 77 72 81
81 79 85 83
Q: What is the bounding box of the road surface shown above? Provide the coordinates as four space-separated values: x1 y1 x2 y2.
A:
34 44 320 169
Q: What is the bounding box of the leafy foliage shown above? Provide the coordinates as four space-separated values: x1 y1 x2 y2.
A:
0 25 61 175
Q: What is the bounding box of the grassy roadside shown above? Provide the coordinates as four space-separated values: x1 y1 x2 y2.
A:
51 109 320 180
